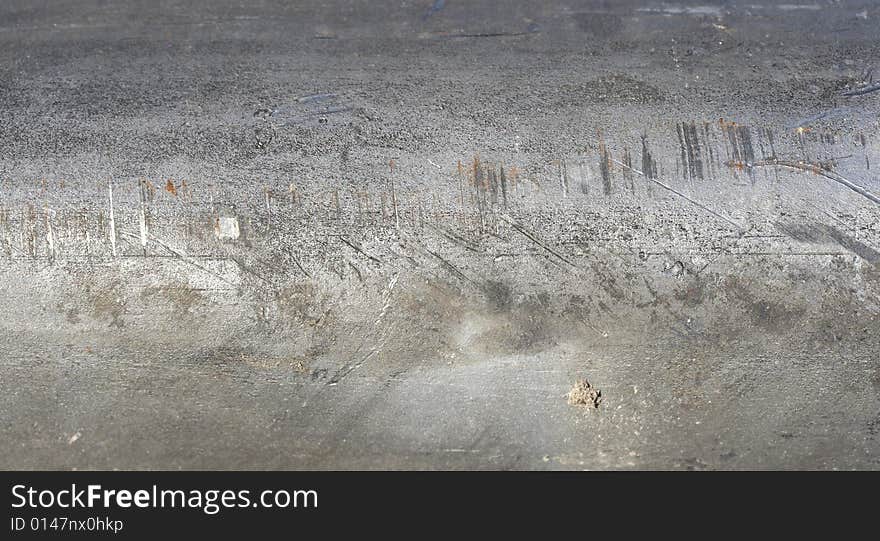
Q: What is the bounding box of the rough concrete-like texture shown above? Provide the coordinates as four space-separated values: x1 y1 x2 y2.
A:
1 0 879 470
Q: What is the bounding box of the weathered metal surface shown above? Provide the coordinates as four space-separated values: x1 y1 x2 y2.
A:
1 1 879 469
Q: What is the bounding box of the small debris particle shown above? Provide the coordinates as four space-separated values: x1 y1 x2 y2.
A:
215 216 240 240
67 431 81 445
568 379 602 409
292 360 308 373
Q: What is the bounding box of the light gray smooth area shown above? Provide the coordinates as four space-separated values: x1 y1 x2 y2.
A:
1 0 879 469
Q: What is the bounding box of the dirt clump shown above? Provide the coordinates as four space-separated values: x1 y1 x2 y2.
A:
568 379 602 409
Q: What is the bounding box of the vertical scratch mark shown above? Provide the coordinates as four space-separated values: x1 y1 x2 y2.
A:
473 156 485 234
677 122 703 180
389 159 400 230
45 208 55 262
796 126 808 160
488 166 498 206
755 128 772 183
676 123 688 178
577 161 589 195
108 180 117 257
641 135 657 197
559 159 569 197
598 136 612 195
689 122 704 180
765 127 777 158
737 125 755 183
703 122 715 180
622 146 634 191
138 180 148 255
509 165 519 194
500 165 509 209
765 127 780 182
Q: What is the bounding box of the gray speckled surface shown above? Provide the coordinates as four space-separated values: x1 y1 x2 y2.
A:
1 0 879 469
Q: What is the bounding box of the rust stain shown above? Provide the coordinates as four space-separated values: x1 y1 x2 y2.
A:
507 165 519 192
141 179 157 200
